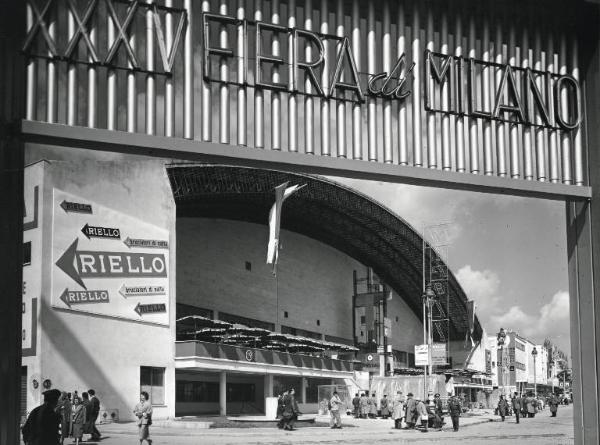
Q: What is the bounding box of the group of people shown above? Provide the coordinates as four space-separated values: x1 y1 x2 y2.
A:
276 388 301 431
22 389 154 445
351 392 383 419
497 392 562 423
22 388 101 445
349 391 463 432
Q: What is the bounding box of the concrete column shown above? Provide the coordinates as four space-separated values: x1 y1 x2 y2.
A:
301 377 307 404
264 374 274 399
219 371 227 416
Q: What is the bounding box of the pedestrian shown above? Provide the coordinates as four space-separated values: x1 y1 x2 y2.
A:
526 393 538 418
404 392 418 429
282 388 300 430
367 392 377 418
80 392 92 440
447 394 462 432
392 391 404 429
433 393 444 431
55 391 71 445
511 392 521 424
88 389 102 440
351 393 360 418
277 391 288 429
133 391 153 445
426 391 435 428
497 395 509 421
548 394 560 417
329 391 343 428
359 393 369 419
22 388 62 445
71 396 86 445
415 397 428 432
380 394 390 419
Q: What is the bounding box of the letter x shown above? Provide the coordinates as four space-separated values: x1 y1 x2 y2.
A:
104 0 139 68
64 0 99 63
22 0 58 56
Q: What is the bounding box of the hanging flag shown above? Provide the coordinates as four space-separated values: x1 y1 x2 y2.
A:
266 182 305 272
464 300 476 349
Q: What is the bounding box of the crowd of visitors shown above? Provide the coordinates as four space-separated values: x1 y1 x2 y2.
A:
348 390 463 432
497 391 563 422
22 388 102 445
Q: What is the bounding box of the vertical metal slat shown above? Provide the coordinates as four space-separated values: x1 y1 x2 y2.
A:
219 0 229 144
183 0 193 139
351 0 361 160
382 0 392 164
320 0 330 156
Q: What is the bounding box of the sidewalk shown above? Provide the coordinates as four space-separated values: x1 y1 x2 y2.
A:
96 409 499 437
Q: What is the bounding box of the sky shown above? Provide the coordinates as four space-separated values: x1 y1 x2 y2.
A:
331 177 571 357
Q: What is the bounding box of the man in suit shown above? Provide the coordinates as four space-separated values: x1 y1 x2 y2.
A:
282 388 300 431
404 393 418 429
512 392 522 424
88 389 102 440
22 389 61 445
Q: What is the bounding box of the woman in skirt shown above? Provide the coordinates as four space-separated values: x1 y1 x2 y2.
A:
134 391 153 445
71 396 86 445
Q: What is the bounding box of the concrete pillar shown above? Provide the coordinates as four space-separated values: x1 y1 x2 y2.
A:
219 371 227 416
264 374 274 399
301 377 307 404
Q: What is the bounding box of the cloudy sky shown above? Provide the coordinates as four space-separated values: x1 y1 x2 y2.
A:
332 177 571 356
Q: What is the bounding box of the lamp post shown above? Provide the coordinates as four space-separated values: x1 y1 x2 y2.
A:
532 346 538 397
496 328 506 395
549 359 555 395
422 284 437 398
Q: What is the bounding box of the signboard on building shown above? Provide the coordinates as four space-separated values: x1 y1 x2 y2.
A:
431 343 448 366
415 344 430 366
52 189 170 325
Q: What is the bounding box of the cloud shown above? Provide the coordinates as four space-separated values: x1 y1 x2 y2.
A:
456 265 570 350
490 291 570 346
455 265 502 320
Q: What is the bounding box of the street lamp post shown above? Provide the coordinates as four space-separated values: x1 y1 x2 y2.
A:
497 328 507 395
532 346 538 398
422 284 437 398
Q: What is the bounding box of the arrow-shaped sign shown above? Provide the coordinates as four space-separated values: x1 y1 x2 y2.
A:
81 224 121 240
59 288 110 309
60 200 93 214
119 283 166 298
56 239 168 289
124 237 169 249
134 302 167 316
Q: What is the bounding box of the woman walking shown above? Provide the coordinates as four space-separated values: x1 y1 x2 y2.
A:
71 396 86 445
55 391 72 445
134 391 153 445
497 395 509 421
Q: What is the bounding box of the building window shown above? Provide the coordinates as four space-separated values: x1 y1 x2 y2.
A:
176 381 218 403
316 319 320 326
245 261 251 271
408 353 415 368
227 383 255 402
395 316 399 322
284 311 288 318
140 367 165 405
23 242 31 266
360 316 366 324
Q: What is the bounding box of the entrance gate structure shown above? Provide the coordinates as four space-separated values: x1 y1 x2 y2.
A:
1 0 600 443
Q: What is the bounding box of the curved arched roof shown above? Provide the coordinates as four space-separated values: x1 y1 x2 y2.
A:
167 164 482 342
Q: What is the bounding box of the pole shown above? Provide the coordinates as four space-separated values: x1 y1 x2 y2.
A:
422 225 427 399
534 355 537 397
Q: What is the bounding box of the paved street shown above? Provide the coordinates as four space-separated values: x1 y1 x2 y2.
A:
62 406 573 445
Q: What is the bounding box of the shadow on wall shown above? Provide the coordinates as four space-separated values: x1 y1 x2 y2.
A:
41 298 131 421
